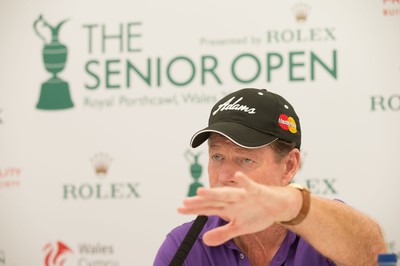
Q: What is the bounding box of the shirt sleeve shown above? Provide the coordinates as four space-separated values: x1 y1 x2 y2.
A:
153 232 182 266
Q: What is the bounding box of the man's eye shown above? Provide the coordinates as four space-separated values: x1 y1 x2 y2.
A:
242 158 253 164
212 154 222 161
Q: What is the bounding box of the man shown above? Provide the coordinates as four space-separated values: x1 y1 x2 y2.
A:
154 88 387 266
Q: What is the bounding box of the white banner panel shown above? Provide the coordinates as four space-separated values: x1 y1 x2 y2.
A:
0 0 399 265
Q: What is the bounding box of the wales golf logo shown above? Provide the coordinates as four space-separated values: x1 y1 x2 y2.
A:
33 15 74 110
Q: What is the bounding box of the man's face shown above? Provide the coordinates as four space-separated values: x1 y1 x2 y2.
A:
207 134 286 188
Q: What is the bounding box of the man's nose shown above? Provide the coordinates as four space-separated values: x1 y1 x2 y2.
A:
218 160 238 186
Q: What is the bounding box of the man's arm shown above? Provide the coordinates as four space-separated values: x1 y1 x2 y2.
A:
285 191 387 265
178 173 387 266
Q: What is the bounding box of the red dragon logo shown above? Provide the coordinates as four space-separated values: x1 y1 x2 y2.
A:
43 241 72 266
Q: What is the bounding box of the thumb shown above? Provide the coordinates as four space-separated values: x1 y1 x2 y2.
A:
234 171 255 190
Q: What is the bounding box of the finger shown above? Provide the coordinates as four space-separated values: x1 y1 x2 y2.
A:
177 206 225 217
196 186 247 203
181 194 230 208
179 199 230 213
178 193 228 215
202 223 240 246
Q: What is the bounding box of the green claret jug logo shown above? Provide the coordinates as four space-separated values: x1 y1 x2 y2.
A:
185 150 204 197
33 15 74 110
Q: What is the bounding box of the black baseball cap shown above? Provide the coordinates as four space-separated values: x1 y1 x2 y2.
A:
190 88 301 149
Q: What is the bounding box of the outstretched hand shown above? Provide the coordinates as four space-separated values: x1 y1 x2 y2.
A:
177 172 296 246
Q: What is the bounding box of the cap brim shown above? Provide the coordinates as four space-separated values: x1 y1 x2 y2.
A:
190 122 278 149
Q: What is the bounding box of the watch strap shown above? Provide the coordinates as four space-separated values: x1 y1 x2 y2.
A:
280 184 311 226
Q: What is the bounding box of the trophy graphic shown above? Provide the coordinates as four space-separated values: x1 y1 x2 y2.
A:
33 15 73 110
185 150 204 197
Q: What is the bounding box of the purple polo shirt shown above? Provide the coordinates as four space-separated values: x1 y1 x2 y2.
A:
154 216 336 266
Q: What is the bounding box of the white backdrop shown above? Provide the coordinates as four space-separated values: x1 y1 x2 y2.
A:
0 0 399 265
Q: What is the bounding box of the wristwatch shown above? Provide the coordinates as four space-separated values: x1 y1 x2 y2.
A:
280 183 311 226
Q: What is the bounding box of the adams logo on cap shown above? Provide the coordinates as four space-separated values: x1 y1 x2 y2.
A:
278 114 297 133
213 96 256 115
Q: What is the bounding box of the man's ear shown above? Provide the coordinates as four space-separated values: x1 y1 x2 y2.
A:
283 148 300 185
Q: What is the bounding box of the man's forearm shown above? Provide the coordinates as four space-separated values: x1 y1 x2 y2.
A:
284 196 387 266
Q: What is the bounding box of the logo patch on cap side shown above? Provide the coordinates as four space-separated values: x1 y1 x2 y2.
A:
278 114 297 133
